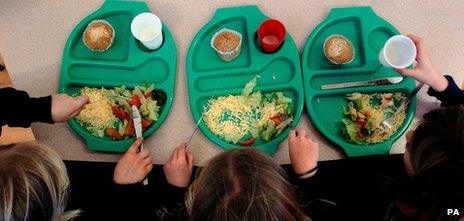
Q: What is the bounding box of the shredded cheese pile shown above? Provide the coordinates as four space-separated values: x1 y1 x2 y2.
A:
75 87 116 137
203 93 285 144
204 95 252 143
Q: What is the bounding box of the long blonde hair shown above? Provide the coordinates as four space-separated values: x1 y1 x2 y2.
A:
186 148 309 221
0 142 79 221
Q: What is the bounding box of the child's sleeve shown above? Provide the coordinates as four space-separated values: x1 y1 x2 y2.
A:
427 75 464 107
0 87 53 131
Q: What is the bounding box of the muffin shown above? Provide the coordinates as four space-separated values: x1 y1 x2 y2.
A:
83 19 115 52
323 35 354 64
210 28 242 61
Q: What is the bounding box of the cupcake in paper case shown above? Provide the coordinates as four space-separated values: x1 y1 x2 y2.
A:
323 34 355 65
83 19 115 52
210 28 242 61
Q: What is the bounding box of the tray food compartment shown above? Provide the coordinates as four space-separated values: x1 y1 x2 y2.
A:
191 17 252 72
193 57 296 92
367 26 396 54
308 65 404 91
309 86 416 156
194 87 301 155
66 58 170 85
62 82 169 152
305 17 365 71
69 10 132 62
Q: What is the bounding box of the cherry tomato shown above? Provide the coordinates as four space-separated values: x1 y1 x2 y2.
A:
239 138 256 146
106 127 122 140
144 91 153 99
270 115 283 126
141 119 152 130
111 106 130 121
128 95 141 108
124 120 135 136
356 118 367 128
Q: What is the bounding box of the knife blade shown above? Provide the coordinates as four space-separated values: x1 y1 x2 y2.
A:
132 105 143 139
131 105 148 185
321 77 403 90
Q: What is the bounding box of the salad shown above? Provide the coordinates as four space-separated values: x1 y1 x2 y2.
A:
341 92 406 144
203 76 293 146
75 83 165 140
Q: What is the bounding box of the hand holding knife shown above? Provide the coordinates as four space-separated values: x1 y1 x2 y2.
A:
132 105 149 185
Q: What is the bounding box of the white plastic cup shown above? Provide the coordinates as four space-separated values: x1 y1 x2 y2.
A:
131 12 163 50
379 35 416 69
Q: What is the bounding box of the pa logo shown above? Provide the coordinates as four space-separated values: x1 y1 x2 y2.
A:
447 209 460 216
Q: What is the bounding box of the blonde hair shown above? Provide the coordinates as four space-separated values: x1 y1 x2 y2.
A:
0 142 79 221
186 148 309 221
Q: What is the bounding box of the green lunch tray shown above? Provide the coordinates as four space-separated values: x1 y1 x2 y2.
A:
302 6 416 157
186 5 304 156
58 0 177 152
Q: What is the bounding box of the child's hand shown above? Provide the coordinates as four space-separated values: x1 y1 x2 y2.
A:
395 34 448 92
51 94 89 122
289 128 319 179
163 143 194 187
114 139 153 185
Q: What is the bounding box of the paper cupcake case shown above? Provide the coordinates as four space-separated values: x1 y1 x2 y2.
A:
323 34 355 65
210 28 242 61
82 19 115 52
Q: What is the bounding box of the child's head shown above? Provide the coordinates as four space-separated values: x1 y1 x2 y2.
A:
186 148 308 221
399 106 464 220
0 142 79 221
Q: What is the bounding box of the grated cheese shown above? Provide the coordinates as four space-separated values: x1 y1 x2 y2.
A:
204 92 287 144
75 87 116 137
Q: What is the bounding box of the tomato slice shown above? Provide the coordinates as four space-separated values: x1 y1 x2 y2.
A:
106 127 122 140
141 119 152 130
144 91 153 99
128 95 142 108
111 106 130 121
239 138 256 146
124 120 135 136
356 118 367 128
270 115 283 126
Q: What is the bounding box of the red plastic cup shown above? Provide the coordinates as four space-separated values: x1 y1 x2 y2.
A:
257 19 286 53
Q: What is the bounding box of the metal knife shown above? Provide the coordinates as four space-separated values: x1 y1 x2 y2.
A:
321 77 403 90
131 105 149 185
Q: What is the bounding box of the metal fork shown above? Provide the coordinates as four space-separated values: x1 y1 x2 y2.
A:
378 82 425 133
